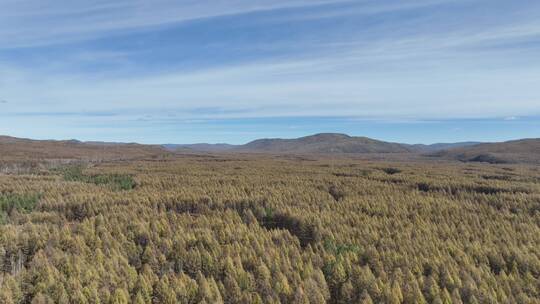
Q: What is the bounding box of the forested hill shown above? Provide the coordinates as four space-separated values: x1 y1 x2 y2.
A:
237 133 414 154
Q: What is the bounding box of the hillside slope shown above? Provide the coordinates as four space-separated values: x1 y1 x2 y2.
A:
430 138 540 164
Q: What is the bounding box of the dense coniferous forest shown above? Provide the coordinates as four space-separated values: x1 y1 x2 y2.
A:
0 154 539 303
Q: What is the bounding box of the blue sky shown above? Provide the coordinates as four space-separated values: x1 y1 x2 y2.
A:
0 0 539 144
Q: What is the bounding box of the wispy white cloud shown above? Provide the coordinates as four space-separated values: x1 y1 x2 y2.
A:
264 0 460 22
2 40 539 120
0 0 347 48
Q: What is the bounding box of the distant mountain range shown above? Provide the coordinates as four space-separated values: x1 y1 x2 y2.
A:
0 135 165 162
164 133 540 164
164 133 481 154
1 133 539 164
163 143 235 153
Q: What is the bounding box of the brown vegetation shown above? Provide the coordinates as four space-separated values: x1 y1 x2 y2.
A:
0 153 539 303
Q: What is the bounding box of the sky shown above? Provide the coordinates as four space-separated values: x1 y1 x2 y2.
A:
0 0 539 144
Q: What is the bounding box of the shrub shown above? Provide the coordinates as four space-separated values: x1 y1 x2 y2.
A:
381 167 401 175
0 193 40 224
